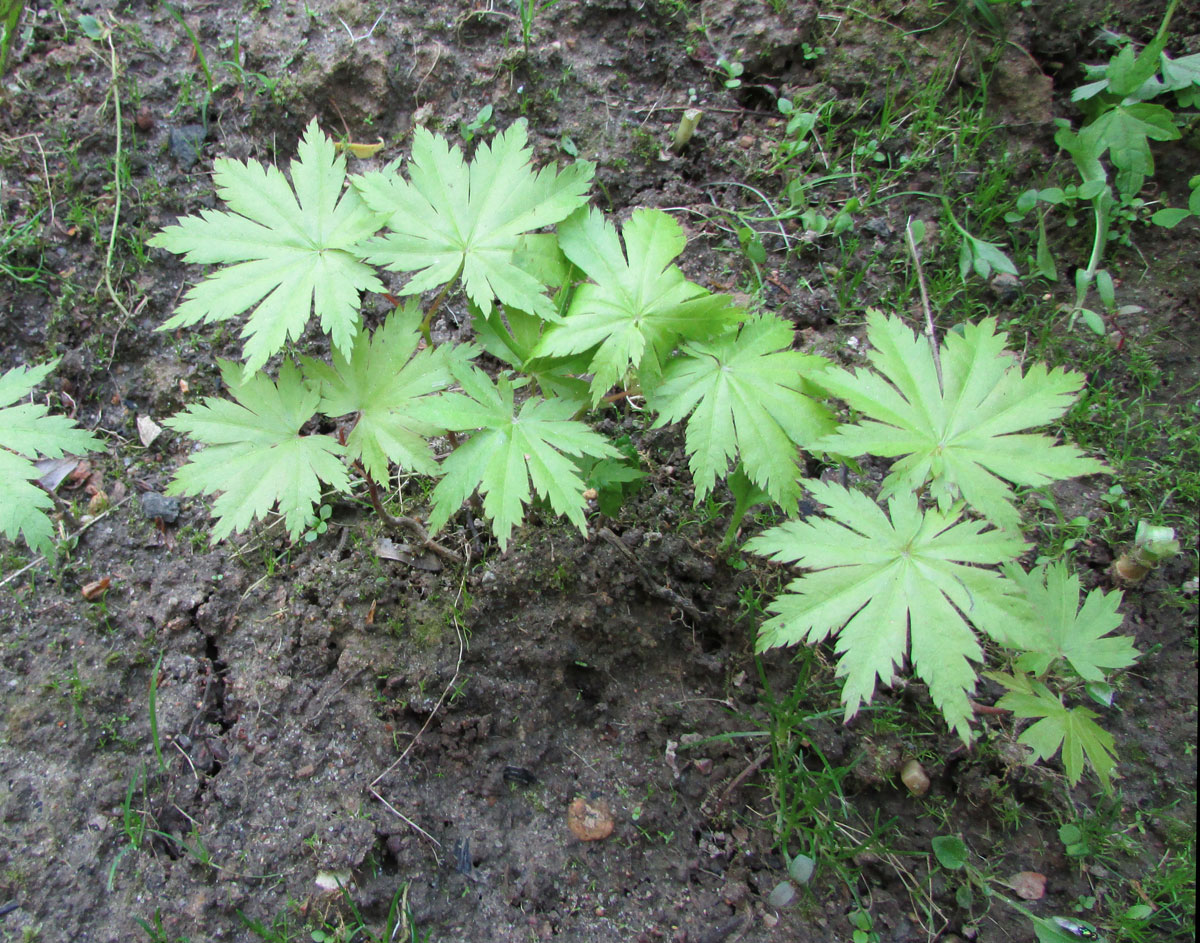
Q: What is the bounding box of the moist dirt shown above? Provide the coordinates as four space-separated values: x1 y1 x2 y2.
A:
0 2 1196 942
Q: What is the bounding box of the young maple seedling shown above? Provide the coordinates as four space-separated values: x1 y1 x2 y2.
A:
746 313 1129 778
987 561 1138 792
155 119 787 553
149 119 1141 789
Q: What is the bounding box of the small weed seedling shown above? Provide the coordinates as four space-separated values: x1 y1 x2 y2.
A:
1006 0 1199 334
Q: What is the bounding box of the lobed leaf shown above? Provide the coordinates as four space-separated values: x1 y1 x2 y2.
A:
1006 562 1138 682
422 369 618 550
150 119 386 373
0 360 103 555
745 479 1029 742
354 120 594 321
815 311 1106 532
534 208 742 405
649 315 834 507
164 360 349 541
996 676 1119 792
302 303 470 482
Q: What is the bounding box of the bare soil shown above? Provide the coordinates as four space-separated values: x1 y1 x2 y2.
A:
0 2 1195 942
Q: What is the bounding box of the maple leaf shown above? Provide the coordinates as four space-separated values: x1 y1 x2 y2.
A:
745 479 1029 742
1005 562 1138 682
302 302 469 483
814 311 1106 532
353 120 594 321
150 119 385 373
165 360 349 541
992 673 1120 792
468 234 593 402
421 366 618 551
649 315 834 507
533 207 742 405
0 360 103 555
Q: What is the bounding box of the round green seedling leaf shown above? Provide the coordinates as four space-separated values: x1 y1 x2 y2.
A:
932 835 968 870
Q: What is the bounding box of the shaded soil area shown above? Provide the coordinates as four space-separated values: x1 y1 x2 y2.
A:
0 2 1196 942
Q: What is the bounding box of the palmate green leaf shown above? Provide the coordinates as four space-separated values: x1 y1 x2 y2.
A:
1078 103 1180 199
1161 52 1200 107
421 367 618 551
466 234 593 402
814 311 1106 533
150 119 386 373
302 302 470 482
745 479 1029 742
165 360 349 542
353 120 594 321
533 208 742 405
649 315 834 507
993 674 1119 792
0 360 103 555
1006 562 1138 682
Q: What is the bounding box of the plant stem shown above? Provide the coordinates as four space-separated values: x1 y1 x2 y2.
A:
102 27 135 329
1073 190 1112 314
418 266 463 347
0 0 25 76
365 473 463 565
905 216 943 391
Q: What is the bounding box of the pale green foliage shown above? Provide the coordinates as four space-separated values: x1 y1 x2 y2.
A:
534 208 741 405
1063 103 1180 200
815 311 1106 533
745 479 1029 742
992 672 1120 792
649 315 834 507
150 120 385 373
1006 561 1138 681
424 367 618 551
354 120 594 321
165 361 349 541
0 360 103 555
302 303 466 482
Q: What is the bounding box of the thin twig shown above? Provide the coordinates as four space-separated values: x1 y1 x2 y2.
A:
369 788 444 864
707 748 769 817
597 527 704 622
0 496 133 589
365 474 463 565
904 217 943 390
101 25 137 328
371 586 467 789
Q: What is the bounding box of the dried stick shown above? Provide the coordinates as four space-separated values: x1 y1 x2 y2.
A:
905 217 943 391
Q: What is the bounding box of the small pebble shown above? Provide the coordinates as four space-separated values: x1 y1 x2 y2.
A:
140 492 180 524
900 758 930 796
767 880 796 908
567 796 614 841
169 125 207 168
990 272 1021 303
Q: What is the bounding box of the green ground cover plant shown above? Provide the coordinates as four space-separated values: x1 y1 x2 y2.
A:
1005 0 1199 334
146 117 1138 793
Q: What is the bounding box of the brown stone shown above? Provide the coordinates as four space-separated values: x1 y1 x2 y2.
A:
567 797 614 841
